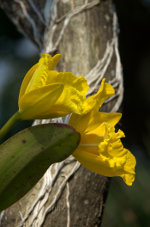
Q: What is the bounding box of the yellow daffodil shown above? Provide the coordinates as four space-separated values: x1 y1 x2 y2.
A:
18 54 89 120
69 79 136 186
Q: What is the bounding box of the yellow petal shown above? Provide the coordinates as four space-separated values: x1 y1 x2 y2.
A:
120 149 136 186
83 79 115 113
19 63 38 104
46 72 89 96
19 83 64 119
23 54 61 94
40 54 61 69
46 70 61 84
69 112 122 134
73 146 136 186
52 54 61 68
57 72 89 97
24 61 49 93
19 54 61 103
50 72 89 115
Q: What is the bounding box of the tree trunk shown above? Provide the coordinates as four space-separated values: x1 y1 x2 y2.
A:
0 0 123 226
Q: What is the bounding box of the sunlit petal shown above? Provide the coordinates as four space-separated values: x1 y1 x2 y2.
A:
18 54 89 119
19 84 64 119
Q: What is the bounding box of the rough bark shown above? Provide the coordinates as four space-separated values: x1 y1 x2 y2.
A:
0 0 123 226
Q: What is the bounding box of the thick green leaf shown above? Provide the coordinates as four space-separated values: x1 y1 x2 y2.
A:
0 123 80 211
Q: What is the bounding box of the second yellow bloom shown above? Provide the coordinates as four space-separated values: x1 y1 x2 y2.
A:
69 79 136 186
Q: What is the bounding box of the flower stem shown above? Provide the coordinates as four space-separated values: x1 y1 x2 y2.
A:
0 112 21 141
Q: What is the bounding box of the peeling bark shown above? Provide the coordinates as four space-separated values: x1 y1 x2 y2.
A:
0 0 123 226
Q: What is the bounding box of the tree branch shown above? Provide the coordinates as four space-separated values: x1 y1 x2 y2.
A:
0 0 123 226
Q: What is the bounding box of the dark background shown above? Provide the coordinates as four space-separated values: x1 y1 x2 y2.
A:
0 0 150 226
103 1 150 226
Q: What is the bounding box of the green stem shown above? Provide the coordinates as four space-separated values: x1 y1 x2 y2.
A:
0 112 21 140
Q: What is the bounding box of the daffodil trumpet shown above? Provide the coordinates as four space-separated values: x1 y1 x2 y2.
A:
69 79 136 186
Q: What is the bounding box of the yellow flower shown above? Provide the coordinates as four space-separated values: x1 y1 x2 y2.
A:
18 54 89 120
69 79 136 186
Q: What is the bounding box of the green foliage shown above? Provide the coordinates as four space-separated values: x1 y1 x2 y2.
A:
0 123 80 211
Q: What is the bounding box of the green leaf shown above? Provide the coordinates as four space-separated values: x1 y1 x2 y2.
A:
0 123 80 211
